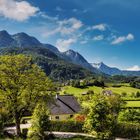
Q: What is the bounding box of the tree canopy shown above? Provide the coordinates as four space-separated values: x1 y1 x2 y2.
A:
84 93 123 139
0 55 55 136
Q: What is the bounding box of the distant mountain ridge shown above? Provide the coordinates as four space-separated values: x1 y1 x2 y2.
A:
0 30 139 77
62 49 99 73
0 30 99 81
0 30 99 74
91 62 140 76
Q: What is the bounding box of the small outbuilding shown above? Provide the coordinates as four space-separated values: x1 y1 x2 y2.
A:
102 90 113 96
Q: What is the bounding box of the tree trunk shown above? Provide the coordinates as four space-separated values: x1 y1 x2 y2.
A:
15 115 21 136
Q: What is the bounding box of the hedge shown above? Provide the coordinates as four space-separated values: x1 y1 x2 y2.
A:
114 122 140 139
50 120 84 132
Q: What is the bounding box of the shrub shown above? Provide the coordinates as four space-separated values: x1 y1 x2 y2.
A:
136 91 140 98
114 123 140 139
93 80 105 87
50 120 84 132
87 90 94 95
119 109 140 122
121 92 127 97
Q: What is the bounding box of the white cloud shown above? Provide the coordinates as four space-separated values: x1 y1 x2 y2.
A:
111 33 134 45
42 17 83 38
56 38 77 52
58 18 83 35
39 12 59 21
126 65 140 71
0 0 39 21
92 24 107 31
93 35 104 41
126 33 134 40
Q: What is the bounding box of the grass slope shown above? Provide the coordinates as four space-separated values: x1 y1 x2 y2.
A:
62 85 140 96
61 85 140 108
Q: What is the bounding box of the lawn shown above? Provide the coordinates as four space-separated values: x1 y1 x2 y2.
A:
126 101 140 107
61 86 102 97
61 85 140 108
61 85 140 96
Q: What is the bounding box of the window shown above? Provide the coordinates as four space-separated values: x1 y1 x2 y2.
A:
70 115 73 118
55 116 59 120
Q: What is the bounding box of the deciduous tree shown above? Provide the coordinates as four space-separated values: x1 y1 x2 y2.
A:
84 93 122 139
0 55 54 136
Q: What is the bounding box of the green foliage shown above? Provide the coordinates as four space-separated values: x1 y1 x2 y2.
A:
121 92 127 97
0 47 94 81
130 81 140 89
111 75 138 83
71 80 80 88
83 93 122 139
114 123 140 139
119 109 140 122
87 90 94 95
130 81 137 88
27 102 51 140
136 91 140 97
93 79 105 87
0 55 54 136
0 114 4 137
50 120 84 132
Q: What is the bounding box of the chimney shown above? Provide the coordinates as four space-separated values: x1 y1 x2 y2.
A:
56 93 59 99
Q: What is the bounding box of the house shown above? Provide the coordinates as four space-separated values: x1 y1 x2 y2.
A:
49 95 81 121
102 90 113 96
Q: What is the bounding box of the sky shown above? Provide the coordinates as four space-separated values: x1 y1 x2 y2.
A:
0 0 140 70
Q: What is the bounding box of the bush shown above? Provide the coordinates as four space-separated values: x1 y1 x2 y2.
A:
87 90 94 95
119 109 140 122
93 80 105 87
136 91 140 98
114 123 140 139
121 92 127 97
50 120 84 132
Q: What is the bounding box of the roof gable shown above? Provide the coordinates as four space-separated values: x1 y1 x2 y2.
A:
50 95 81 115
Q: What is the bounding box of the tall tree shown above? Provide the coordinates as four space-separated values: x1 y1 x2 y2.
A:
0 55 54 136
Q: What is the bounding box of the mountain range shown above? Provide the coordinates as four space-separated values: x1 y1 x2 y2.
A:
0 30 97 81
91 62 140 76
0 30 140 79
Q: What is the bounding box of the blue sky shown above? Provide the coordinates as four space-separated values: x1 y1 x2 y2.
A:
0 0 140 70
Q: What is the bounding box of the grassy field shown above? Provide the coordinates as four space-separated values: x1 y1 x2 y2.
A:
61 85 140 96
61 86 102 97
126 101 140 107
61 85 140 108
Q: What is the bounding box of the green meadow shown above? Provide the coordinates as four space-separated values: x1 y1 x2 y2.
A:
61 85 140 96
126 101 140 107
61 85 140 108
